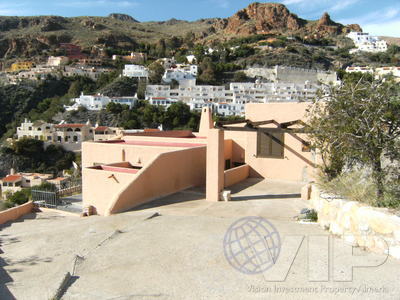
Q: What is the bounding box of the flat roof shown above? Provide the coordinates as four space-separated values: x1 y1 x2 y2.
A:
114 140 206 148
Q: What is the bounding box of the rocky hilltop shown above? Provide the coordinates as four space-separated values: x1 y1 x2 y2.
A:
0 2 363 60
219 3 361 36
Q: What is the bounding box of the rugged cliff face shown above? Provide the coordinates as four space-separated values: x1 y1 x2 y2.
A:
220 3 361 37
223 3 305 35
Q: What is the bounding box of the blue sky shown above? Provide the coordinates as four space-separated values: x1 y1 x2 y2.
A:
0 0 399 36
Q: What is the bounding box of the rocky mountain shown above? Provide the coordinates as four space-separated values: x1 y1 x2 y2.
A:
0 2 363 61
219 3 361 37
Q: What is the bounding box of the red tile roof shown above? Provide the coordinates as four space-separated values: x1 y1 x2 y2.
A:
95 126 108 132
48 177 67 182
55 124 86 128
1 175 22 183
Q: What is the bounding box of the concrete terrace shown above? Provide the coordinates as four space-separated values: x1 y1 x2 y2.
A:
1 179 400 299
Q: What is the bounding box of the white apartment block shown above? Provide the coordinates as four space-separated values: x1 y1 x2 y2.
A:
347 32 388 53
65 94 137 111
146 79 321 116
122 64 149 79
345 66 400 82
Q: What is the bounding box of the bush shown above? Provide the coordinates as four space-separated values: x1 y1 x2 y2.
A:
4 189 31 208
316 171 400 209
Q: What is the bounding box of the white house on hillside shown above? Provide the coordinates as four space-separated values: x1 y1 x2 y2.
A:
122 65 149 79
65 93 137 111
347 32 388 53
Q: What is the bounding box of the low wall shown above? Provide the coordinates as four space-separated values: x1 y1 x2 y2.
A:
309 185 400 259
107 146 207 215
224 164 249 188
0 201 34 225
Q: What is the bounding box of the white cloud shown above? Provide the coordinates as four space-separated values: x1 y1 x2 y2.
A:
282 0 308 4
59 0 139 8
0 3 32 15
363 20 400 37
209 0 230 9
339 6 400 37
329 0 359 12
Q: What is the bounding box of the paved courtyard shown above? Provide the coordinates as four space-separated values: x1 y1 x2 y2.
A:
1 179 399 299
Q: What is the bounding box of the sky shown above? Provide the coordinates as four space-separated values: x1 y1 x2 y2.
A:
0 0 399 37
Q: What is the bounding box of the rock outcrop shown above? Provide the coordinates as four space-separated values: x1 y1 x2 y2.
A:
108 13 139 23
223 3 305 35
219 2 361 37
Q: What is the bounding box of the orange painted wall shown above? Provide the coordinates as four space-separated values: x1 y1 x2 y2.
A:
0 201 34 225
82 141 203 168
223 102 317 182
108 146 206 215
224 164 250 188
82 168 136 215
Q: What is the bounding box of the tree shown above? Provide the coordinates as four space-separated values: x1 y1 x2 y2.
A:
99 77 138 97
164 102 192 129
233 71 249 82
148 62 165 84
307 77 400 200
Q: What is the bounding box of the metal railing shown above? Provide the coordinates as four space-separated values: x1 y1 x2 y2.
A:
32 178 82 208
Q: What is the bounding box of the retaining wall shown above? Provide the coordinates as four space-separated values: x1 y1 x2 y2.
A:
224 164 249 188
0 201 34 225
307 185 400 259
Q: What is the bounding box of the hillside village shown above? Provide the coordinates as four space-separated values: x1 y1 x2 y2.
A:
0 2 400 299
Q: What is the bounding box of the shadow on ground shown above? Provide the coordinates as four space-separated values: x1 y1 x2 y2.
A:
0 213 40 300
231 193 302 201
131 188 206 211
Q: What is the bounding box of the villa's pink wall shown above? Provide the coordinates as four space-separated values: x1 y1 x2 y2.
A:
224 164 249 188
107 146 207 215
82 168 136 216
82 141 203 169
223 102 317 182
0 201 34 225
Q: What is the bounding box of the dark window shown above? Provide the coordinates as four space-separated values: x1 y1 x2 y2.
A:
257 131 284 159
2 182 6 187
25 179 30 183
225 159 231 170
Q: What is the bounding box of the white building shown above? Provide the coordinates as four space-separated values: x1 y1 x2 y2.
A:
122 64 149 79
162 64 198 85
347 32 388 53
16 119 123 151
47 56 69 67
345 66 373 74
149 97 179 109
146 78 322 116
346 66 400 82
65 93 137 111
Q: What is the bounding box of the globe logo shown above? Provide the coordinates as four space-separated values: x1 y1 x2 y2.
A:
223 216 281 275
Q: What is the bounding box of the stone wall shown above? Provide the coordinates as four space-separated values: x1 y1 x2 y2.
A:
305 184 400 259
0 201 34 225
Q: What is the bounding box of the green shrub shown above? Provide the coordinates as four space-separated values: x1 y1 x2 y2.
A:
5 189 31 208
